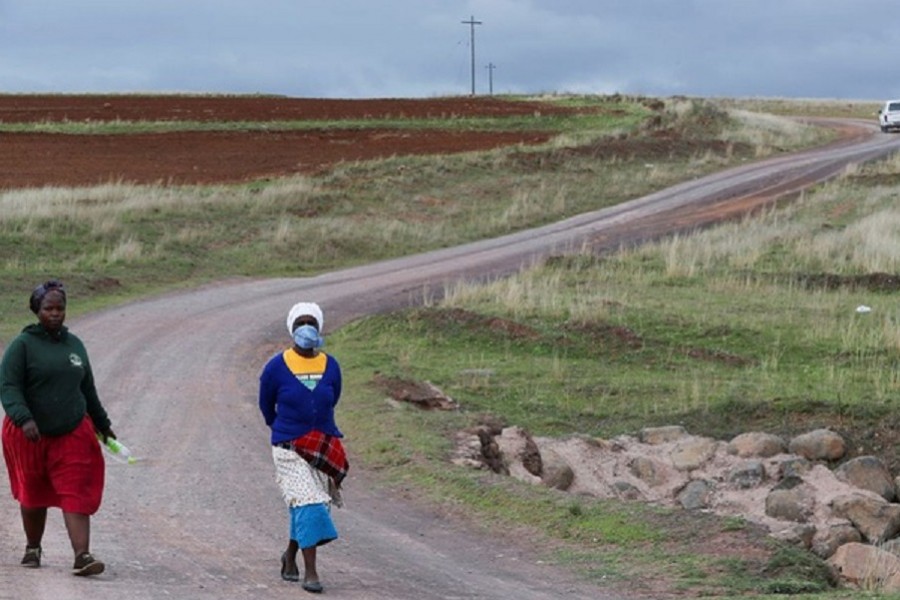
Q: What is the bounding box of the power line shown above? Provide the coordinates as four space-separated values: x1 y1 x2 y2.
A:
461 15 482 96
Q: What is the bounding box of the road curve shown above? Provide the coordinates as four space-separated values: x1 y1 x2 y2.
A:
1 119 899 600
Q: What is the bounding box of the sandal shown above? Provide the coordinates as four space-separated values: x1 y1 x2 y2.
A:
280 552 300 582
302 580 324 593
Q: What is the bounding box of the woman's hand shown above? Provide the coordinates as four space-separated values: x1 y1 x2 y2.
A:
21 419 40 442
97 428 117 442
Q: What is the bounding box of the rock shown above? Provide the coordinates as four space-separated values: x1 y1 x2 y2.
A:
530 435 625 499
670 437 719 471
613 480 644 501
770 523 816 549
677 479 713 510
728 432 787 458
639 425 688 445
835 456 896 502
811 523 862 559
828 542 900 592
780 457 813 479
765 478 815 523
540 448 575 491
831 494 900 544
788 429 846 462
728 460 766 489
450 431 488 470
496 426 542 483
373 374 459 410
478 429 507 474
452 422 900 590
629 456 667 487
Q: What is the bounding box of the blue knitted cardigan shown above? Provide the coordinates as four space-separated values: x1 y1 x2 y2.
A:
258 351 343 444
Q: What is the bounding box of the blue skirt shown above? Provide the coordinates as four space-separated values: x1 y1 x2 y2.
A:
290 503 338 549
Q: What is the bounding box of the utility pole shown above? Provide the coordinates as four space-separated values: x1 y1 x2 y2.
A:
461 15 482 96
485 63 496 95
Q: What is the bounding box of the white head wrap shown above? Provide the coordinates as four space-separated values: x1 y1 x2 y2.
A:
286 302 324 336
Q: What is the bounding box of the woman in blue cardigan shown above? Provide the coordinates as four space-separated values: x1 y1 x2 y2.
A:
259 302 348 594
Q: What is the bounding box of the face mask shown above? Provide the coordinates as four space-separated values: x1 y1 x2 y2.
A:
293 324 323 349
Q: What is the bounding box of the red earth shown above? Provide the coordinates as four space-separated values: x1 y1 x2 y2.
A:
0 95 574 189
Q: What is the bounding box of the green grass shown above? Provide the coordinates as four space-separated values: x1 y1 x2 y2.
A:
0 94 650 135
0 94 891 596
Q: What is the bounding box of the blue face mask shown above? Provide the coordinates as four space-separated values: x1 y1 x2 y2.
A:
293 324 323 349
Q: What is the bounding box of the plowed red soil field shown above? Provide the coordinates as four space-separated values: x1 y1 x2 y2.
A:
0 95 569 189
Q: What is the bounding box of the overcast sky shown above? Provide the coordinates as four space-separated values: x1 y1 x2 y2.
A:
1 1 898 101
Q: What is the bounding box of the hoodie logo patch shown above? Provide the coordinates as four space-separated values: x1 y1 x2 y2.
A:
69 353 83 368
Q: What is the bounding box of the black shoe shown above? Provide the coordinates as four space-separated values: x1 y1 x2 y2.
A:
72 552 105 576
21 545 41 568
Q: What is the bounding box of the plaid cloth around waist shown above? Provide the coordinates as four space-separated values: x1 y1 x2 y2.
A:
278 431 349 486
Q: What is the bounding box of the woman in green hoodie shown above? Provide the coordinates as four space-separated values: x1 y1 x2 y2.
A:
0 280 116 577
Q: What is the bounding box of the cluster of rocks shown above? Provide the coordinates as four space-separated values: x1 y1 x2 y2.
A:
452 423 900 591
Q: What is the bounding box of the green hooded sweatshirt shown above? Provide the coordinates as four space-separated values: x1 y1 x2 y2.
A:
0 323 111 436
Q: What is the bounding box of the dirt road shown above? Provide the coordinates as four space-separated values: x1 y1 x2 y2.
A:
1 119 899 600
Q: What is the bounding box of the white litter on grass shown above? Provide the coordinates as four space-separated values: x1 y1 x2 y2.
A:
856 305 872 314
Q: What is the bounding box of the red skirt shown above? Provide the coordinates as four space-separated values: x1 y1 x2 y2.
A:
2 415 105 514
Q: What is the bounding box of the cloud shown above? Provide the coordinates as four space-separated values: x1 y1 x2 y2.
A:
0 1 898 99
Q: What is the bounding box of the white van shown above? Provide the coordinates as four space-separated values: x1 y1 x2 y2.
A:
878 100 900 132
